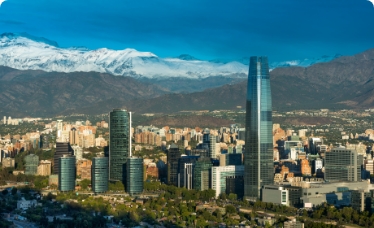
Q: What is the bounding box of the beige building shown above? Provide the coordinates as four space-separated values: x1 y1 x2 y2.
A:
2 158 15 168
37 160 52 176
77 159 92 180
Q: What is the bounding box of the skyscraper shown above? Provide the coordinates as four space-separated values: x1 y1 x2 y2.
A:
126 157 144 195
54 142 74 174
58 155 76 192
92 157 109 193
244 56 274 201
109 109 131 183
167 143 181 186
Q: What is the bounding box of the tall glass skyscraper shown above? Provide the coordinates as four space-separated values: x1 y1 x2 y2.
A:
244 56 274 201
109 109 130 183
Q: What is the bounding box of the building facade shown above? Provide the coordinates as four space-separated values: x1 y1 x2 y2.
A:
325 147 361 182
244 56 274 200
194 157 213 191
109 109 131 183
167 143 181 186
54 142 74 174
126 157 144 195
92 157 109 193
212 165 244 198
24 154 39 175
58 155 76 191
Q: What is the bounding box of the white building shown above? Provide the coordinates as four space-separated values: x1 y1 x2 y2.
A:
17 198 37 210
212 165 244 198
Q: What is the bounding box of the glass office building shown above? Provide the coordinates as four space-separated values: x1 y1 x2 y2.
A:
92 157 109 193
126 157 143 195
193 157 213 191
167 143 181 186
244 56 274 200
54 142 74 174
109 109 130 183
58 155 76 192
24 154 39 175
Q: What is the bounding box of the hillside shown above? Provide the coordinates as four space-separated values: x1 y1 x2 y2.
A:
0 66 167 116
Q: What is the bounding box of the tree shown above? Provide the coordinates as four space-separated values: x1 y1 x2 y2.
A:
79 179 91 190
225 205 236 215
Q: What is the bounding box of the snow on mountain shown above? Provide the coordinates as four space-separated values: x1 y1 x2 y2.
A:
0 33 248 79
0 33 338 79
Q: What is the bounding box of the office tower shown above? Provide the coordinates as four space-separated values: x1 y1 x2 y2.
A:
109 109 131 183
178 155 199 189
58 155 76 191
54 142 74 174
167 143 181 186
126 157 143 195
212 165 244 198
92 157 109 193
309 138 322 155
194 157 213 191
40 134 50 149
325 147 361 182
244 56 273 200
56 120 63 141
209 135 216 158
226 153 242 166
226 176 244 199
72 145 82 161
69 128 78 145
24 154 39 175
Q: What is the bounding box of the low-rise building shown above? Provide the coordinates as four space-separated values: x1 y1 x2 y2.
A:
17 198 37 210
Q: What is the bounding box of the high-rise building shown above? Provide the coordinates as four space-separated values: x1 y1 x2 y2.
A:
325 147 361 182
54 142 74 174
209 135 216 158
167 143 181 186
212 165 244 198
24 154 39 175
58 155 76 192
92 157 109 193
109 109 131 183
244 56 274 201
178 155 199 189
126 157 143 195
226 176 244 199
193 157 213 191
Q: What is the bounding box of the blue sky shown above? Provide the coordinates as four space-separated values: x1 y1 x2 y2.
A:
0 0 373 61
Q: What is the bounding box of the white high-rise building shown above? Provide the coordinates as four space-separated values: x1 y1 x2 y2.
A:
3 116 6 125
212 165 244 198
209 135 216 158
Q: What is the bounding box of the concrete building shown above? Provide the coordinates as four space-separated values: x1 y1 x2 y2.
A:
17 198 37 210
284 219 304 228
37 160 52 176
2 157 15 168
76 159 92 180
325 147 361 182
262 185 289 206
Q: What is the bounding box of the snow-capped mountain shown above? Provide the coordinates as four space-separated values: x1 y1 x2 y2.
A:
0 33 248 79
0 33 338 79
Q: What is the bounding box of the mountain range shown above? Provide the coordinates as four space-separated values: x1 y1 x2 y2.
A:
0 33 340 93
0 33 373 117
